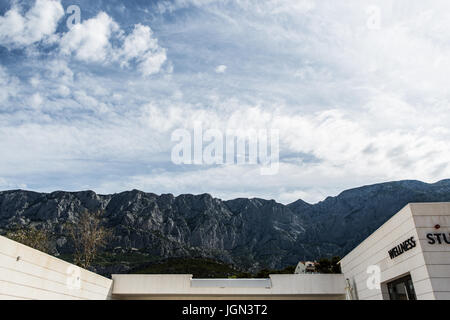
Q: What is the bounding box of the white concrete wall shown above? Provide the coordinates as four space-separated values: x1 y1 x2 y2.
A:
340 203 450 300
410 203 450 300
0 235 113 300
111 273 346 300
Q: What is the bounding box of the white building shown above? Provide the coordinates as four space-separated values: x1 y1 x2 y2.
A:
0 202 449 300
111 274 345 300
340 202 450 300
294 261 316 274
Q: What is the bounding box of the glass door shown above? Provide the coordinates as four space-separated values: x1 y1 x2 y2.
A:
387 274 417 300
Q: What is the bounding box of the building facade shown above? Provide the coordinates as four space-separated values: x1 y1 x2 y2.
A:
111 274 346 300
340 202 450 300
0 235 113 300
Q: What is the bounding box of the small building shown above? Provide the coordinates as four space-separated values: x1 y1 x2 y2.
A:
295 261 316 274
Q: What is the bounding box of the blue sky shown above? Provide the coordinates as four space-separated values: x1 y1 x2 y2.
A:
0 0 449 204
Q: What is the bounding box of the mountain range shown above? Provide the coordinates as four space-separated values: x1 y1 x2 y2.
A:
1 179 450 274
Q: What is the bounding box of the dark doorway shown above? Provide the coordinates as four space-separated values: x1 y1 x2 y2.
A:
387 274 417 300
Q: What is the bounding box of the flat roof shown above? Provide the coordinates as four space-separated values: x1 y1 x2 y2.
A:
111 274 346 297
191 278 271 288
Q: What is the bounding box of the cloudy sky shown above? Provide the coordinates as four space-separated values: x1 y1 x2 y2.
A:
0 0 449 204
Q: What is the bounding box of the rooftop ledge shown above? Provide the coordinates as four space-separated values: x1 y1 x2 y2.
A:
111 273 346 296
191 278 272 288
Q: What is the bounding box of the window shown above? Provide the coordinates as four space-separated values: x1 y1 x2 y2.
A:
387 274 417 300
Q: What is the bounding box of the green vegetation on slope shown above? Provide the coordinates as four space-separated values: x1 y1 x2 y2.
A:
130 257 242 278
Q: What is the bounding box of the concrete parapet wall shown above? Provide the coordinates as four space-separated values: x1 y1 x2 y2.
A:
0 235 112 300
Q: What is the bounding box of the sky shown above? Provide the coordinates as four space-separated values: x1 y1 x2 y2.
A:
0 0 449 204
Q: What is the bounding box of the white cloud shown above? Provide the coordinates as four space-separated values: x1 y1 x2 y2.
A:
0 66 20 104
138 50 167 76
161 0 315 15
56 85 70 97
239 0 316 15
29 76 40 87
0 177 27 190
0 2 168 77
47 59 74 83
59 12 119 63
1 1 450 203
0 0 64 49
118 24 167 76
93 161 373 204
277 189 326 205
215 64 227 73
28 93 44 109
59 14 167 75
128 100 450 202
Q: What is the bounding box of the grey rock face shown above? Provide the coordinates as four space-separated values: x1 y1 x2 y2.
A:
0 179 449 273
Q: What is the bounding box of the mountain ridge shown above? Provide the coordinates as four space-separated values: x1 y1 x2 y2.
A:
1 179 449 274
